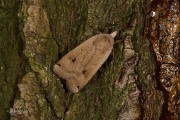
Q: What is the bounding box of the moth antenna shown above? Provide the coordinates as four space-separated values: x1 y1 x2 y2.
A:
114 39 123 44
110 31 117 38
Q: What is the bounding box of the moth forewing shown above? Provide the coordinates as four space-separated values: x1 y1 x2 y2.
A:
53 31 117 93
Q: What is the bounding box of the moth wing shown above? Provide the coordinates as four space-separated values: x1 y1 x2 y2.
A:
53 32 116 93
83 34 114 83
53 35 98 80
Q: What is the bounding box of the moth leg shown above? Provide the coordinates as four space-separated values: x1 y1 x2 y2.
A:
66 79 79 93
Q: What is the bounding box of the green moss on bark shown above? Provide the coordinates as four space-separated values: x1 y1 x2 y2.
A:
0 1 22 119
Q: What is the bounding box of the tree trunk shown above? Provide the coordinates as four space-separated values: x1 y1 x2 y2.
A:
0 0 179 120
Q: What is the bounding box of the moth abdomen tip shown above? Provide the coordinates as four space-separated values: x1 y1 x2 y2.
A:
110 31 117 38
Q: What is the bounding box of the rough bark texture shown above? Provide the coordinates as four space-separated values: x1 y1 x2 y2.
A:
0 0 179 120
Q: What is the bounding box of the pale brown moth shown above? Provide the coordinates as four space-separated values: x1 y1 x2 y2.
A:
53 31 117 93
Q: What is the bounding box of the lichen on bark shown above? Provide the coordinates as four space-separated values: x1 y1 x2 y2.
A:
10 0 65 119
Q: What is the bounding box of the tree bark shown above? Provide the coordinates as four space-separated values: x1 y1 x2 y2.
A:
0 0 179 120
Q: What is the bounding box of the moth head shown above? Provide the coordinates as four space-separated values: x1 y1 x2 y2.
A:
53 64 59 74
53 62 69 79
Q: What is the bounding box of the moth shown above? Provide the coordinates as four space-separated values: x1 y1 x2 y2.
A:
53 31 117 93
